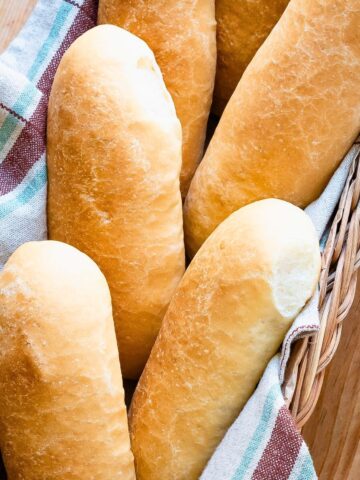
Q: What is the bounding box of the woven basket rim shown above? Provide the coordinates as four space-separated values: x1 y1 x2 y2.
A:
284 135 360 429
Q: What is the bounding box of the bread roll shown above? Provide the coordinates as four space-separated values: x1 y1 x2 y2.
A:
184 0 360 257
98 0 217 197
130 199 321 480
47 25 185 379
214 0 289 114
0 241 135 480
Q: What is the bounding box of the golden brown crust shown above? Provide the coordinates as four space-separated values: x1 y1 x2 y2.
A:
130 200 321 480
98 0 217 198
0 241 135 480
184 0 360 256
47 25 185 378
214 0 289 115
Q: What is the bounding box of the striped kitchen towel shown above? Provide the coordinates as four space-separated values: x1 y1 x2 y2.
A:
201 141 360 480
0 0 97 268
203 356 314 480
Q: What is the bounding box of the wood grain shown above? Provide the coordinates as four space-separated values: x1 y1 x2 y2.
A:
0 0 37 53
303 278 360 479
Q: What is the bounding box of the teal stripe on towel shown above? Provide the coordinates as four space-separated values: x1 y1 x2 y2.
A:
0 162 47 219
27 1 73 81
0 83 40 155
231 384 280 480
0 114 19 153
11 82 40 117
297 456 316 480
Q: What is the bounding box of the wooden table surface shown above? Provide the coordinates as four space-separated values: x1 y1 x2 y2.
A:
303 281 360 479
0 2 359 479
0 0 37 53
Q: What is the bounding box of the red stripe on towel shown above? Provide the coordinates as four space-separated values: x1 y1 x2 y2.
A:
0 123 45 195
78 0 98 22
37 3 95 97
251 406 302 480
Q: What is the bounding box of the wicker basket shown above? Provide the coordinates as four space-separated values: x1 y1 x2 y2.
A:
284 135 360 430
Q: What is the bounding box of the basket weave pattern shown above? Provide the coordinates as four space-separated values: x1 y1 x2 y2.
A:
284 136 360 429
